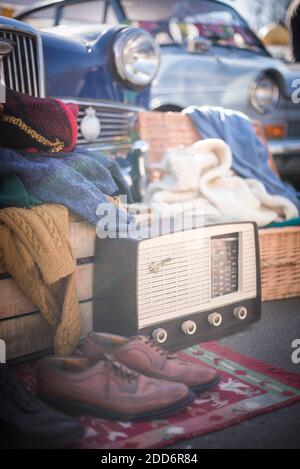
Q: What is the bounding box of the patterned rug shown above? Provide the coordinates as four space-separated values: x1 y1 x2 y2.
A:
15 342 300 449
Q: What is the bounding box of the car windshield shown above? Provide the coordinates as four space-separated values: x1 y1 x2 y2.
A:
121 0 264 52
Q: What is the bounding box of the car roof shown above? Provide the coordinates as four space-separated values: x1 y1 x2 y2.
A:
15 0 246 24
15 0 125 22
15 0 267 53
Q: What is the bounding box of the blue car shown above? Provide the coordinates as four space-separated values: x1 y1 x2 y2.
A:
16 0 300 186
0 14 160 153
0 14 160 197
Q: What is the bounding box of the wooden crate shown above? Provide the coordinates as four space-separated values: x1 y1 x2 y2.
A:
138 111 300 302
0 221 97 360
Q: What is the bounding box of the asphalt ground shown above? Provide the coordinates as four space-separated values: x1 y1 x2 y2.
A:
171 298 300 449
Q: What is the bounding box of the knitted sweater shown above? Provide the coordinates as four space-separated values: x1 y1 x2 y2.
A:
0 148 132 226
184 106 300 213
0 204 81 355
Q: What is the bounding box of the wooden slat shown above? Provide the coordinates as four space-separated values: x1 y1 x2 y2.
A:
0 301 93 360
0 263 94 320
69 221 96 259
0 221 96 275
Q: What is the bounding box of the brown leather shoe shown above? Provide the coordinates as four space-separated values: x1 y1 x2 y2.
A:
83 333 220 393
36 356 194 422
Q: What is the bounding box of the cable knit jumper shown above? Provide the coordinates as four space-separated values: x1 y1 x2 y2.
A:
0 204 81 355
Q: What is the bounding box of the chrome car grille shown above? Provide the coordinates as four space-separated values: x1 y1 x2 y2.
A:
0 29 43 97
68 100 140 151
287 120 300 139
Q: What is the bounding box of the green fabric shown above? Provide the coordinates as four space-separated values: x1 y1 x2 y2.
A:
0 174 41 209
267 217 300 228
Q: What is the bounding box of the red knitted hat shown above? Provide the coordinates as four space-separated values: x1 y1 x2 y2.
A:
0 88 79 153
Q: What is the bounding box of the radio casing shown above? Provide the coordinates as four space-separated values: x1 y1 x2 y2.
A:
93 219 261 350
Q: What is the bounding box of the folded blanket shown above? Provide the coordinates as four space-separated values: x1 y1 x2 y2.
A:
145 139 299 227
184 106 300 213
0 204 81 355
0 148 132 226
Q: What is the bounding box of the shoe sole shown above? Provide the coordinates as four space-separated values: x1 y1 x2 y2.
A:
190 376 221 394
38 391 195 422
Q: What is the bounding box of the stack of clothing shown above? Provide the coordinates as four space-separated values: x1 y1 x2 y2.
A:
0 89 133 356
0 148 132 226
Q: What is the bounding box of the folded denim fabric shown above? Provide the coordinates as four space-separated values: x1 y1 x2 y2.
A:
184 106 300 213
0 148 132 226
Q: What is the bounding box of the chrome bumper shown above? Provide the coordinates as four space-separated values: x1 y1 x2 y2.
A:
268 139 300 156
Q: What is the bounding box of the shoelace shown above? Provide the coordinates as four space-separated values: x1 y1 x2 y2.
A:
104 357 139 383
137 336 177 359
0 365 39 413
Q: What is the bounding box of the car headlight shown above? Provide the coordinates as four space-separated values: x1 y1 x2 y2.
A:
113 28 160 87
250 75 280 114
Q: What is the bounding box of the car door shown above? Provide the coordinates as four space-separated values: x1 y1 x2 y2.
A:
151 44 234 110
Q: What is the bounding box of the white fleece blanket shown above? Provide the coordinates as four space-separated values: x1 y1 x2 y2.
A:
144 139 298 227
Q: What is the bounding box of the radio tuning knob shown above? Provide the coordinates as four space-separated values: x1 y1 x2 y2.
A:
208 312 223 327
152 328 168 344
181 320 197 336
233 306 248 321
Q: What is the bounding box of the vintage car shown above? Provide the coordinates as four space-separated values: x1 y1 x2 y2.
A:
0 14 161 196
0 17 160 199
16 0 300 185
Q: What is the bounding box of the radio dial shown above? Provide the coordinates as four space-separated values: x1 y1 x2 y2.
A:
234 306 248 321
152 328 168 344
208 313 223 327
181 320 197 336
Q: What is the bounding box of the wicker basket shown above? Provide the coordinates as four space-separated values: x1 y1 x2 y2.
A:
259 227 300 301
138 111 300 302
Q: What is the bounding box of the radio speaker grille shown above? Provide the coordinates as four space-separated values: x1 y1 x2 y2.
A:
137 224 257 328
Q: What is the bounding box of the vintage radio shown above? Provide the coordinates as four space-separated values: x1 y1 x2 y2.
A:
93 219 261 350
